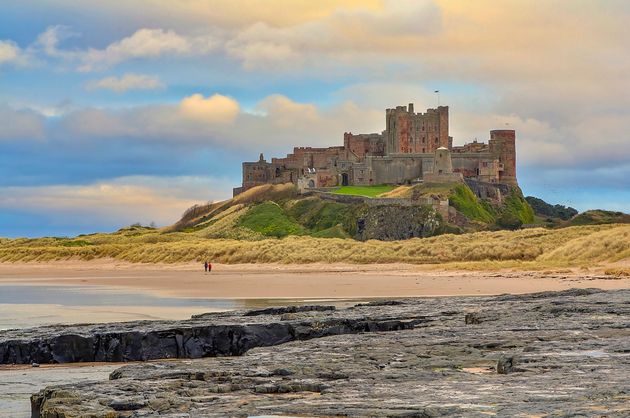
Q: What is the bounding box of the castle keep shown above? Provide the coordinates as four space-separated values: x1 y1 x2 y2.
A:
234 103 517 196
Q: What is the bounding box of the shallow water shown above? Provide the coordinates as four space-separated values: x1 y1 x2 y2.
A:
0 281 366 416
0 282 361 330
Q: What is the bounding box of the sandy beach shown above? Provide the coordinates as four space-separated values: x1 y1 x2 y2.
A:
1 260 628 299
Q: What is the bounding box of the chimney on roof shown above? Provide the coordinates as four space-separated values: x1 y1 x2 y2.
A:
408 103 414 113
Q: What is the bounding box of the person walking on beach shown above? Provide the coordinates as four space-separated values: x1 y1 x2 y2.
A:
208 262 212 273
204 261 208 272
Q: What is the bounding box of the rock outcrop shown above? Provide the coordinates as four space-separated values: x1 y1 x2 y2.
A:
13 289 630 417
0 307 418 365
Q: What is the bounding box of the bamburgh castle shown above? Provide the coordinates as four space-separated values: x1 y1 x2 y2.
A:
234 103 517 196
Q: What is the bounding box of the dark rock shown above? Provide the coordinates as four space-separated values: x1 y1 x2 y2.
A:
0 309 413 365
465 312 482 324
243 305 336 316
497 356 516 374
272 368 293 376
109 398 147 411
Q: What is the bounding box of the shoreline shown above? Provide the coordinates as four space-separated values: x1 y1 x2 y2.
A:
1 260 628 299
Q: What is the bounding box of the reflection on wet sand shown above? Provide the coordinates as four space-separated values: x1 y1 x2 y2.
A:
0 282 367 330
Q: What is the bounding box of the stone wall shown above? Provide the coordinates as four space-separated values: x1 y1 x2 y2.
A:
368 155 427 185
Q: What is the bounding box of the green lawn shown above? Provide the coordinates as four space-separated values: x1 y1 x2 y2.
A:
332 185 396 198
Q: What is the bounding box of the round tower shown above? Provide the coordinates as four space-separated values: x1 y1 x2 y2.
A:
433 146 453 174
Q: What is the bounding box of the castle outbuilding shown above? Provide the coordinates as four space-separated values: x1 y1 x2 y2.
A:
234 103 518 196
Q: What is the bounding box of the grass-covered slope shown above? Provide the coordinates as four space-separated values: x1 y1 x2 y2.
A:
449 184 495 223
286 198 360 236
237 202 304 238
178 185 366 240
567 210 630 226
525 196 578 221
383 182 534 230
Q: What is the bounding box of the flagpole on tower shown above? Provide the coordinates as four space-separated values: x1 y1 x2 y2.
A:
434 90 440 107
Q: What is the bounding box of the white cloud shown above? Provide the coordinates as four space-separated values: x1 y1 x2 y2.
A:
0 40 26 65
86 73 164 92
33 25 78 59
78 28 216 71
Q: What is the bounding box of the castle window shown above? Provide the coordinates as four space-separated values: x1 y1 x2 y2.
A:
435 137 438 143
482 162 488 167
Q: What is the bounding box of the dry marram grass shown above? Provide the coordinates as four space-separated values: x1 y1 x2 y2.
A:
0 224 628 269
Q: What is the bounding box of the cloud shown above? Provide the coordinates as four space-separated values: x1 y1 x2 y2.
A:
0 40 26 65
86 73 164 92
49 94 381 152
0 107 45 140
33 25 78 59
179 94 240 124
46 0 382 29
225 0 442 70
0 176 233 230
78 28 216 71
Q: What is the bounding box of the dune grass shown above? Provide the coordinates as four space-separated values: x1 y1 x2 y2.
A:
1 224 627 270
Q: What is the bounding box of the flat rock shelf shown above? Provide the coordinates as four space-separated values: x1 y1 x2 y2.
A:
2 289 628 417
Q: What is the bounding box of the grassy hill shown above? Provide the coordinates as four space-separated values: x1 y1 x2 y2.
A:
1 182 626 269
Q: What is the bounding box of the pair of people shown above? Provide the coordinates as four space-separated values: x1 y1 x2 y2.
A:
204 261 212 272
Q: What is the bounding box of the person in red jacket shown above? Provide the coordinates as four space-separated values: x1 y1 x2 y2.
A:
208 262 212 273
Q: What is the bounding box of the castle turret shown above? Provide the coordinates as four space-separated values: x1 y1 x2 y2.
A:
425 146 463 183
489 130 517 185
432 146 453 174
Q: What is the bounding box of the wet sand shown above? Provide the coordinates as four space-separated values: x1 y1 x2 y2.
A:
1 261 628 299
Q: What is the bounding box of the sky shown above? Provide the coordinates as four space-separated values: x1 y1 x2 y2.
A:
0 0 629 237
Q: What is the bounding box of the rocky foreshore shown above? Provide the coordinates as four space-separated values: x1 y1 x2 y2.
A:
5 288 629 417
